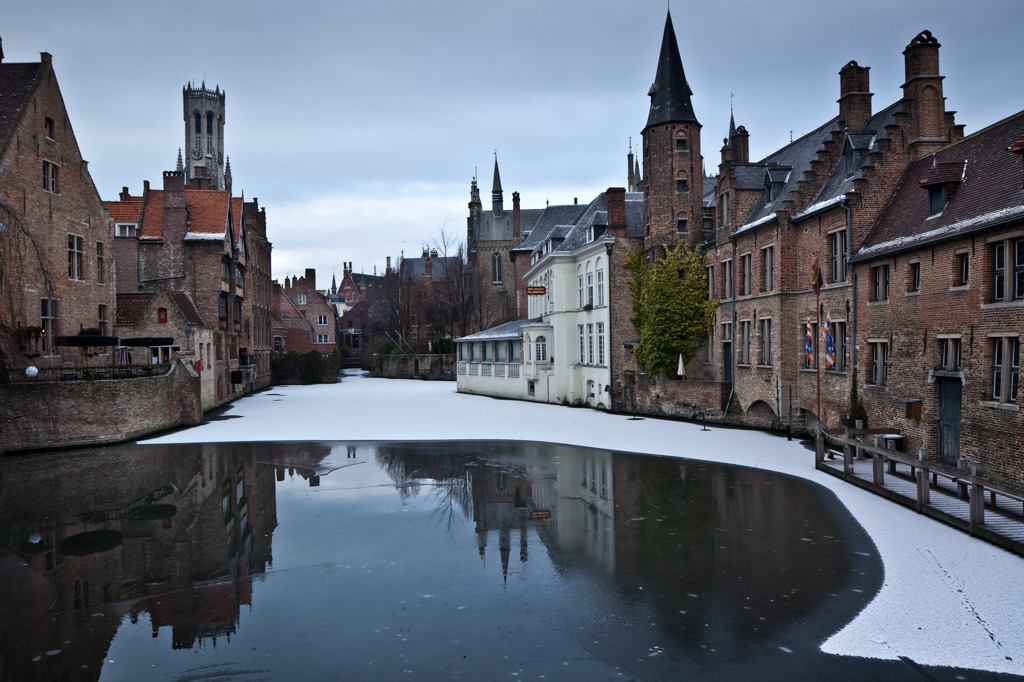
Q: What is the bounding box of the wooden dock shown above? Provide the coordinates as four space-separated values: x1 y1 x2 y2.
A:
815 427 1024 557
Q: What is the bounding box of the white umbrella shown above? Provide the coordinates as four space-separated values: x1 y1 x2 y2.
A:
677 353 685 378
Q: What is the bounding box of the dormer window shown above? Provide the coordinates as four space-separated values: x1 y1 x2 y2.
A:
928 184 947 215
920 161 965 216
765 175 774 202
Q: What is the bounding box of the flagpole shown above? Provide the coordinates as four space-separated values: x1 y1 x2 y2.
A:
816 290 821 426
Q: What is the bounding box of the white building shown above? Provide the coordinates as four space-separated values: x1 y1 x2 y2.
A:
456 189 643 409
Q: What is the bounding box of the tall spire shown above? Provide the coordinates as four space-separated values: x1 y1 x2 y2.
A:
491 153 504 215
644 10 698 132
176 148 184 172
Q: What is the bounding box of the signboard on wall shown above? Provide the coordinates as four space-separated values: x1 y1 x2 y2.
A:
526 286 546 296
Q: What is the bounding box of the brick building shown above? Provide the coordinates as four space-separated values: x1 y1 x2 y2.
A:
699 28 964 434
850 111 1024 480
0 51 117 379
241 198 272 388
272 269 336 355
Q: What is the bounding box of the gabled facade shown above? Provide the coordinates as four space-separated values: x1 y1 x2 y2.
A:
107 171 252 404
703 30 963 431
273 269 336 355
0 51 117 378
850 112 1024 478
116 290 215 407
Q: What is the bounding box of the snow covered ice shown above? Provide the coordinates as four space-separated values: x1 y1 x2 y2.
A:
145 375 1024 676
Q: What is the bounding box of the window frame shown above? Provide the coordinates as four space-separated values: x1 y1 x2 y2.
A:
740 254 752 296
68 234 85 280
870 341 889 386
762 245 774 292
829 230 847 283
760 318 772 366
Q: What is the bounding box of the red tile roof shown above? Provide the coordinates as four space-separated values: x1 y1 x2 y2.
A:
104 197 143 222
138 188 231 240
167 291 207 326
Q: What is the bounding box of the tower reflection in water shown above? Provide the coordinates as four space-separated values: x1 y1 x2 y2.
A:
0 440 876 679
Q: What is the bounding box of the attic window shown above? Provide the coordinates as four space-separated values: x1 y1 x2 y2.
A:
765 176 774 202
157 308 168 324
44 117 54 139
928 184 947 215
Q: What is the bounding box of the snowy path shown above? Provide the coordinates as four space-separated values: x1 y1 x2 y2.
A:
144 377 1024 675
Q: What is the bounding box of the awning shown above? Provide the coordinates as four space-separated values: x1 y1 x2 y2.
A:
53 335 120 347
119 337 174 347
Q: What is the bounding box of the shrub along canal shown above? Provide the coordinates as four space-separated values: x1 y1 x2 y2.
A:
0 440 1008 680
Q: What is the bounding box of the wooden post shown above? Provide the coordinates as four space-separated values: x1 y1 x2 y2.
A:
916 447 930 510
815 422 825 464
957 457 969 499
872 435 885 489
843 424 853 476
855 420 864 459
969 462 985 533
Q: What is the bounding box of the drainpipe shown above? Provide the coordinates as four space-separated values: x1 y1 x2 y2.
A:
724 237 738 415
843 197 856 365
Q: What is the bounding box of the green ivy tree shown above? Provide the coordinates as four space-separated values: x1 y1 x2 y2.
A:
625 243 718 376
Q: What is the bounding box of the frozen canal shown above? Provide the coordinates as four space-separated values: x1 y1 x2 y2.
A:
1 375 1022 680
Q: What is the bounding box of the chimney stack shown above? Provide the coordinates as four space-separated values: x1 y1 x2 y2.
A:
607 187 626 237
512 191 521 243
902 30 950 158
305 268 316 289
839 60 873 131
730 126 750 164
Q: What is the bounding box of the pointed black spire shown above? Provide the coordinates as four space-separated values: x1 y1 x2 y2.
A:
491 153 504 215
644 11 698 132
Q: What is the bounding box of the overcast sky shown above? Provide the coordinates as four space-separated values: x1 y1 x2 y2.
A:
6 0 1024 285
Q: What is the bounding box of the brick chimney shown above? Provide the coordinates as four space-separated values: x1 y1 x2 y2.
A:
731 125 750 164
512 191 521 243
607 187 626 237
839 60 872 131
424 252 432 280
902 30 950 158
304 268 316 289
162 171 187 242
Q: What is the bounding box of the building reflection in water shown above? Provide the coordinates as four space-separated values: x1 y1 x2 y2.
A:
0 442 280 681
0 440 874 678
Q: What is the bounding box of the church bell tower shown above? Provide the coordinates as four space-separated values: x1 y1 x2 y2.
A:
183 82 226 189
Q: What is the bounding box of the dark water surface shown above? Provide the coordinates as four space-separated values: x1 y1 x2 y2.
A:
0 440 1007 681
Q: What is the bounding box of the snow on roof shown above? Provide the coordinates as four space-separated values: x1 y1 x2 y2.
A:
855 204 1024 259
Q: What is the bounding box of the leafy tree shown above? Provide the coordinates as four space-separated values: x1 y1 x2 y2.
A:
625 243 718 376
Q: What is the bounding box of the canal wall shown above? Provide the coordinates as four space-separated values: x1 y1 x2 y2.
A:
373 354 456 381
0 359 202 453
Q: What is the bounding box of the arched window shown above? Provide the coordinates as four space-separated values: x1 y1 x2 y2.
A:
676 131 687 152
535 335 548 363
206 111 215 153
194 111 201 135
492 253 502 283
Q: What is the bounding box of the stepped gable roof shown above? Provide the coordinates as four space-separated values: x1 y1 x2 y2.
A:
854 111 1024 262
645 11 698 131
0 60 42 158
512 204 587 253
115 293 153 325
802 102 902 220
732 117 841 234
104 196 143 222
167 291 206 326
456 317 542 342
734 102 903 236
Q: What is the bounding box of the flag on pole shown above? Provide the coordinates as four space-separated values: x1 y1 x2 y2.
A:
824 311 835 368
811 257 822 295
805 318 814 366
